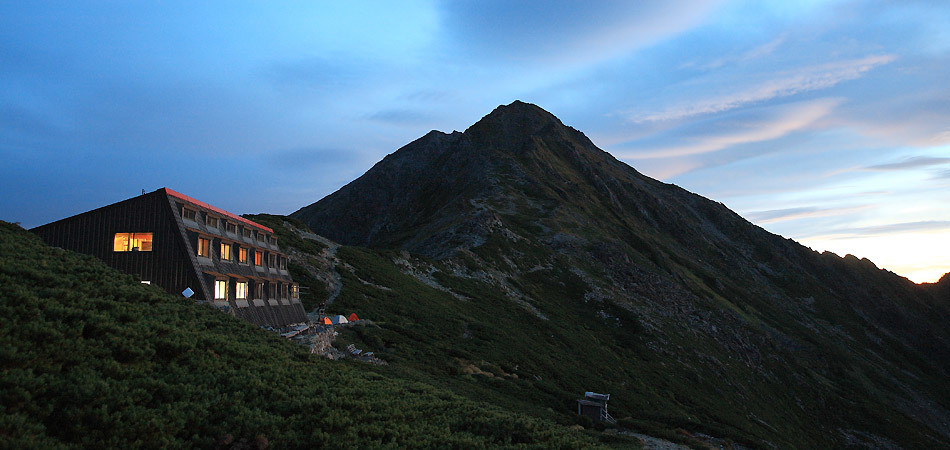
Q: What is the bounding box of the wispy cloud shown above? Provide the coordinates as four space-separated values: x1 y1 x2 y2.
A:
863 156 950 171
689 35 787 71
626 55 895 123
619 98 840 159
366 108 436 126
807 220 950 240
438 0 720 67
745 205 871 224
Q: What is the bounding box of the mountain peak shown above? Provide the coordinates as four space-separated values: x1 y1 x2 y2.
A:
292 100 625 255
465 101 571 147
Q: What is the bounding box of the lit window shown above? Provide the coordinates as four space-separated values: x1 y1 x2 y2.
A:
254 250 263 266
198 237 211 257
206 215 219 228
238 247 248 264
214 279 227 299
182 208 197 221
291 284 299 299
236 281 248 300
220 242 231 260
226 222 237 234
113 233 153 252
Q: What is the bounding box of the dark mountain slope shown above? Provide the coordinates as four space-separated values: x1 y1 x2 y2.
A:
292 101 950 448
294 101 949 372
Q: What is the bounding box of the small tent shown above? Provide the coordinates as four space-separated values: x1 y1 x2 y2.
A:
330 315 349 325
348 313 360 322
319 317 332 325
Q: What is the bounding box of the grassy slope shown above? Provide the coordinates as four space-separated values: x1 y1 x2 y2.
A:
0 221 623 449
326 244 778 448
304 235 946 449
244 214 948 448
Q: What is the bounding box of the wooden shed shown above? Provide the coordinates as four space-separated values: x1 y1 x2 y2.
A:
577 392 615 423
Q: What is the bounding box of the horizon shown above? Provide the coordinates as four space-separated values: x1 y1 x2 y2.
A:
2 1 948 282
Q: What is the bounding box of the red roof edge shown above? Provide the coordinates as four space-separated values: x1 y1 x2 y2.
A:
162 188 274 234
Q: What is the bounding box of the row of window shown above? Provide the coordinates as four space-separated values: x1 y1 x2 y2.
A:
182 206 278 246
213 278 298 301
197 237 287 270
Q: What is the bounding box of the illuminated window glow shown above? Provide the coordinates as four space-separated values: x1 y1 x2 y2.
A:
214 279 227 299
220 242 231 260
239 247 248 264
236 281 248 300
254 250 263 266
113 233 153 252
198 237 211 257
291 284 299 299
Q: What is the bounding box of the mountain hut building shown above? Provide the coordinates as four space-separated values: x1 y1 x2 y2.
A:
31 187 306 327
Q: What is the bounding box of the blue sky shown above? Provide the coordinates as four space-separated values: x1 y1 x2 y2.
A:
2 1 948 282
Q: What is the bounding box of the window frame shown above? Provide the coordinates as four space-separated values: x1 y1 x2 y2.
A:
113 232 153 252
214 279 228 300
220 242 231 261
236 281 248 300
205 215 219 228
225 222 237 234
182 207 197 222
197 237 211 258
254 250 263 266
238 247 248 264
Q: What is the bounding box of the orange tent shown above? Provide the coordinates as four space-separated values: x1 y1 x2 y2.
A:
319 317 332 325
348 313 359 322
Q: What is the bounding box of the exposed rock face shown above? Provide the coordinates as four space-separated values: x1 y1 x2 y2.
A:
292 101 950 447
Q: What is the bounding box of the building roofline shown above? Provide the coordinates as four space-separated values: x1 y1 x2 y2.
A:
162 188 274 234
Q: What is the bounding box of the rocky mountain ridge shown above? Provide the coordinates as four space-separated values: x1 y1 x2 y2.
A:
292 101 950 448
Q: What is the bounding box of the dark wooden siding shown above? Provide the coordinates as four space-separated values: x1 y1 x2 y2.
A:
31 191 205 300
